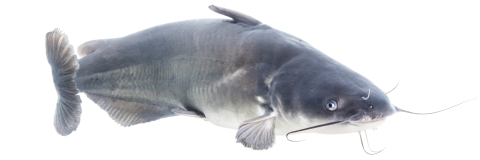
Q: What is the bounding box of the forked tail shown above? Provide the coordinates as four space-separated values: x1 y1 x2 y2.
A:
46 29 82 136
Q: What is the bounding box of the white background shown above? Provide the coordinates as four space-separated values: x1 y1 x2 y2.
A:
1 1 479 159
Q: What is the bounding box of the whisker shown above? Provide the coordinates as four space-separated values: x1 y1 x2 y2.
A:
396 97 477 115
286 121 344 142
385 80 400 94
359 131 385 155
364 131 375 152
362 89 371 100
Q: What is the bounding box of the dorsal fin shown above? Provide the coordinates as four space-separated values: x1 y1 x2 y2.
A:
209 5 261 26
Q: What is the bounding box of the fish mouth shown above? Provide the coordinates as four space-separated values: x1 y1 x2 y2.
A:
348 118 386 127
346 110 388 127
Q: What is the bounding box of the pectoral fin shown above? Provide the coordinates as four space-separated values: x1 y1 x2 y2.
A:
236 109 276 150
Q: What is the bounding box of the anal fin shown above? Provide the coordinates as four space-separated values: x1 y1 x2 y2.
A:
86 94 177 127
236 109 277 150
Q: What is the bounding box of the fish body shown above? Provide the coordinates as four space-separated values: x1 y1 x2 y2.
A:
46 5 396 150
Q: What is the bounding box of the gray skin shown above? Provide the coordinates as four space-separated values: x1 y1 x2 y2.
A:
47 6 397 150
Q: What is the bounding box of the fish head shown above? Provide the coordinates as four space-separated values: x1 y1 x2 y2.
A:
269 55 396 134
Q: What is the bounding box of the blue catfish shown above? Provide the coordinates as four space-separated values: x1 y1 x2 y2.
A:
46 5 463 151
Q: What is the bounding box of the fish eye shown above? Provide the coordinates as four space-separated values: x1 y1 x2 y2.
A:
325 100 338 111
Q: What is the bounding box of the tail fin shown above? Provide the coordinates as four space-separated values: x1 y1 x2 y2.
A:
46 29 82 136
